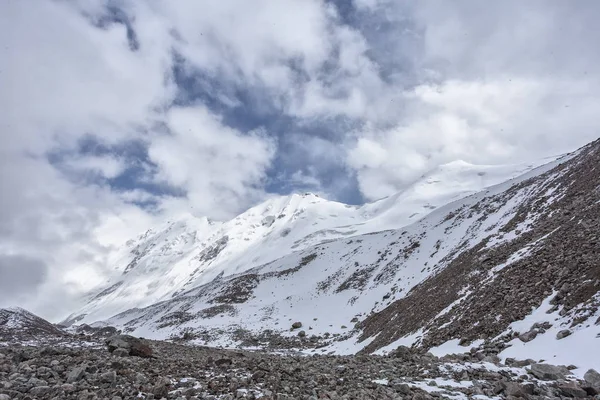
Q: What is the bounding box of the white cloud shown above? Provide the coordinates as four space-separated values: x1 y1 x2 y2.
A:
348 77 600 199
2 0 600 320
148 106 276 220
61 155 128 179
345 1 600 199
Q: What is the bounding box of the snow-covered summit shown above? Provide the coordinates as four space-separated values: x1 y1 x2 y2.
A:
66 158 547 325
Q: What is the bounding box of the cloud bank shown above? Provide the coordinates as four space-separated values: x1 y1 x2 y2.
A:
1 0 599 319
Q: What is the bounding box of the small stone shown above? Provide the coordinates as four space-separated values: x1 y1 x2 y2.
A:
100 370 117 383
482 355 500 364
297 330 306 337
66 365 87 383
251 370 266 381
291 322 302 329
152 377 171 398
215 358 233 367
28 377 48 387
135 372 149 384
29 385 52 396
61 383 76 393
556 329 572 339
113 348 129 357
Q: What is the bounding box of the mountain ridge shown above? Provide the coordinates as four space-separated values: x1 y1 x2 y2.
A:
63 158 546 325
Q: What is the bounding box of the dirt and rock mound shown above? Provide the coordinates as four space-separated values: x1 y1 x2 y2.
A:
2 334 599 399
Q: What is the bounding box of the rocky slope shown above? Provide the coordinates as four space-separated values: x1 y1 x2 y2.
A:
0 308 67 344
357 138 600 356
57 139 600 379
1 317 600 400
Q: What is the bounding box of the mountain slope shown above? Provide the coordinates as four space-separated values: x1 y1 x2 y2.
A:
65 139 600 375
358 138 600 359
0 307 66 343
65 160 542 325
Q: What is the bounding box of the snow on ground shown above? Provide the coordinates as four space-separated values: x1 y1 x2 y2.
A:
428 339 484 358
498 293 600 378
373 330 425 356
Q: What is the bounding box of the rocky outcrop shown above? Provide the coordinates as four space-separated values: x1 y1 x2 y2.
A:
105 335 153 358
0 308 66 343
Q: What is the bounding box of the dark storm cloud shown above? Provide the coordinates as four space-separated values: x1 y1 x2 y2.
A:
0 255 48 303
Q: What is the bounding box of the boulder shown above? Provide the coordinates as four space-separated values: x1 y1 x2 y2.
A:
389 345 412 359
482 355 500 364
518 330 538 343
100 370 117 383
556 329 572 339
113 348 129 357
584 369 600 387
291 322 303 329
29 385 52 396
502 381 534 397
152 377 171 398
105 334 153 358
558 382 588 398
529 363 570 380
66 365 86 383
215 358 233 367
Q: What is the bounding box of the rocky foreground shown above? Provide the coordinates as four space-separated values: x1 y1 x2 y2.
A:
1 333 600 400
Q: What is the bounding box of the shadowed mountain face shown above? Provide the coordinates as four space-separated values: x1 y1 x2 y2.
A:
58 139 599 374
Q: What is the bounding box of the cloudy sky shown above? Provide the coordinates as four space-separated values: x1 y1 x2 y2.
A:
2 0 599 320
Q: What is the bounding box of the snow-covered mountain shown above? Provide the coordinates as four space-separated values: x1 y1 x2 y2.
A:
64 159 543 325
63 139 600 375
0 307 66 344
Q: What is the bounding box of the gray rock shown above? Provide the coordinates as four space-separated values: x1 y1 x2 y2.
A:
584 369 600 387
556 329 572 339
503 381 534 397
482 355 500 364
0 395 9 400
29 385 52 396
152 376 172 398
518 330 538 343
390 345 413 359
106 334 153 358
113 348 129 357
291 322 302 329
558 382 588 398
61 383 76 393
529 363 570 380
101 370 117 383
297 330 306 337
135 372 149 384
27 377 47 387
66 365 87 383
